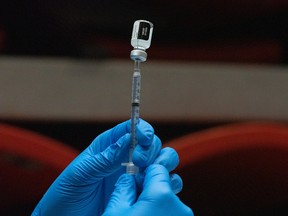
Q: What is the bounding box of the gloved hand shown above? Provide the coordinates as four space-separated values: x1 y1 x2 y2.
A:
103 164 194 216
32 119 162 216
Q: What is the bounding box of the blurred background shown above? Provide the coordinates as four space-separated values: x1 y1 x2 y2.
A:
1 0 288 62
1 0 288 215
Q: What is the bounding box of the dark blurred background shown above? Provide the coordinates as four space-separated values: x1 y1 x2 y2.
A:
0 0 288 63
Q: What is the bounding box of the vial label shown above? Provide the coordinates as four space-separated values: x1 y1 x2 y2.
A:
138 22 151 40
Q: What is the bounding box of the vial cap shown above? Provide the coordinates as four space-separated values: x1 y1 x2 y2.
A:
130 49 147 62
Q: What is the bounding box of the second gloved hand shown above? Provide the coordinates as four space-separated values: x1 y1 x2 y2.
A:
103 164 194 216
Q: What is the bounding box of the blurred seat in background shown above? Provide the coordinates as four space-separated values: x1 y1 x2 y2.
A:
0 123 79 215
166 122 288 216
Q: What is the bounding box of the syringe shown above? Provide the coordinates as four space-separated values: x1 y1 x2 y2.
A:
122 20 153 174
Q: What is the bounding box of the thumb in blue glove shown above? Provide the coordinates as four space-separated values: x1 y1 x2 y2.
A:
103 164 194 216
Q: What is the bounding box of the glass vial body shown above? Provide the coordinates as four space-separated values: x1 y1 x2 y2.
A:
131 20 153 50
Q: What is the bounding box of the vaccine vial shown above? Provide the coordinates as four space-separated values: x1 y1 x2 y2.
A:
130 20 153 62
131 20 153 50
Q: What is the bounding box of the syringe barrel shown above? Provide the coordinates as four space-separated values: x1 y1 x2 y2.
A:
129 62 141 162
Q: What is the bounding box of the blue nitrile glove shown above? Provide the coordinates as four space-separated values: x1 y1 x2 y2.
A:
32 119 162 216
103 164 194 216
